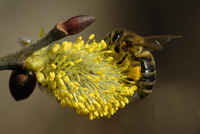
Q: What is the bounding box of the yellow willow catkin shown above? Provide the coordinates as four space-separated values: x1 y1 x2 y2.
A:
25 34 138 120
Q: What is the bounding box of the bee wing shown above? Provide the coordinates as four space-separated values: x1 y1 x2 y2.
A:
140 35 181 51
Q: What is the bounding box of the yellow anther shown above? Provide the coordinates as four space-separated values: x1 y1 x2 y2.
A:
68 82 74 87
65 42 72 50
89 114 94 120
83 88 88 91
120 101 125 108
95 84 100 89
84 44 90 49
49 72 55 81
98 97 103 105
60 100 66 108
100 40 107 48
82 94 87 99
56 74 62 79
88 48 93 53
62 55 67 60
107 102 112 108
68 94 73 99
94 91 99 97
36 72 45 83
89 93 95 97
77 103 83 108
77 36 82 42
64 76 70 82
100 68 106 71
87 76 92 79
50 63 57 70
52 44 60 52
74 45 81 51
111 86 115 92
58 71 65 76
77 76 80 82
94 110 99 117
102 50 113 54
97 71 103 76
53 89 60 96
124 97 129 104
73 102 78 108
110 108 115 115
72 86 78 91
75 58 82 63
89 34 95 40
114 100 120 107
52 81 57 89
74 82 80 86
58 79 65 88
121 76 128 79
45 76 50 82
78 96 84 101
61 41 68 51
110 76 117 80
69 62 74 66
103 90 110 94
93 101 101 107
71 50 76 54
106 57 113 62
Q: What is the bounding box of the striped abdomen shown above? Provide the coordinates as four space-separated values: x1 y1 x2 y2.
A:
136 51 156 99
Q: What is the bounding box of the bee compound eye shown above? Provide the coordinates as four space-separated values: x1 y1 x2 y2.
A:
112 33 121 43
9 70 37 101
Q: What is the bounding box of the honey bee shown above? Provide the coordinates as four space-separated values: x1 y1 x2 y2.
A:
104 29 181 99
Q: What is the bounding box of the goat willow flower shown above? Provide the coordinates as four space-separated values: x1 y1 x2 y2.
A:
25 34 138 120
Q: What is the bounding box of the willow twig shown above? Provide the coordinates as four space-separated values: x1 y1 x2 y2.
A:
0 15 96 70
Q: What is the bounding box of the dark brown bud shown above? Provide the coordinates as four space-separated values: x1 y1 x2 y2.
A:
9 70 36 101
62 15 97 35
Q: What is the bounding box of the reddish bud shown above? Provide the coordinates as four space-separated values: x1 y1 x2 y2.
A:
63 15 97 35
9 70 36 101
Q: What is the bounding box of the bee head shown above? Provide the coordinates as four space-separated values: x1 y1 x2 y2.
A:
117 32 143 56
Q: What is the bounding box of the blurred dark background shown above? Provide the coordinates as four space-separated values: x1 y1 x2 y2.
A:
0 0 199 134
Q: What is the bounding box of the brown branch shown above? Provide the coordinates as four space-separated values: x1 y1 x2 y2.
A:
0 15 96 70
